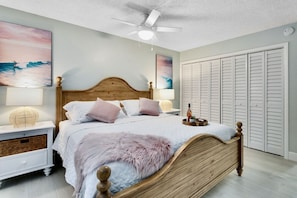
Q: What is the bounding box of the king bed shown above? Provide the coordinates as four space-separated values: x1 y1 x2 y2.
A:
53 76 243 198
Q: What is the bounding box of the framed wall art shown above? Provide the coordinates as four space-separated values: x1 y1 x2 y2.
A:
0 21 52 87
156 54 173 89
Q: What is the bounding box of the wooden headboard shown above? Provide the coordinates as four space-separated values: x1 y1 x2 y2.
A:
55 76 153 129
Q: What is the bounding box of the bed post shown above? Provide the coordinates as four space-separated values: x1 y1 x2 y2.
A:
96 166 112 198
56 76 62 132
236 122 244 176
149 81 153 99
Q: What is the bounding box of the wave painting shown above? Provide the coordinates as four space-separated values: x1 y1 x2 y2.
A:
156 54 173 89
0 21 52 87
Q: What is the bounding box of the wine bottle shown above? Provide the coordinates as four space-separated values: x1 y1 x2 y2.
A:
187 103 192 122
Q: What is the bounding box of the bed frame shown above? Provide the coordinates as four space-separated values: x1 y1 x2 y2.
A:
55 76 243 198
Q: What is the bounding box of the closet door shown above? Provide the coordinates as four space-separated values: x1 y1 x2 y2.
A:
181 63 200 116
209 59 221 123
248 52 265 151
265 49 284 155
234 55 248 146
200 62 210 120
221 57 234 128
191 63 201 116
181 63 192 116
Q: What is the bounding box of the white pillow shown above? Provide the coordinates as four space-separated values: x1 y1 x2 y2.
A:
63 101 95 124
121 100 140 116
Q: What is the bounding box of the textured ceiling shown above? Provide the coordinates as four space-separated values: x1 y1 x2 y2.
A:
0 0 297 51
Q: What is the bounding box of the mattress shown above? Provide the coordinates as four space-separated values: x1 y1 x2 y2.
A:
52 114 236 198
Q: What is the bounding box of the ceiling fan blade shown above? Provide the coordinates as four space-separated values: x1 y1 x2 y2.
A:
112 18 139 27
153 26 182 32
144 9 161 27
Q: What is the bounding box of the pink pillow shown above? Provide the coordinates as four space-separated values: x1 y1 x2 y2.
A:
86 99 121 123
139 98 160 116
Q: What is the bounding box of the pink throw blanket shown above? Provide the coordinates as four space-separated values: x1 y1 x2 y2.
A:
74 132 173 194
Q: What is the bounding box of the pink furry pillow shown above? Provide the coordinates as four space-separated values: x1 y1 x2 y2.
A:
139 98 160 116
86 98 121 123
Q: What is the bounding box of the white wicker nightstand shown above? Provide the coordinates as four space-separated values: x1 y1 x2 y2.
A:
0 121 55 187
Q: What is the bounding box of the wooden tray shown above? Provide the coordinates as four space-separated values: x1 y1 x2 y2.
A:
182 118 208 126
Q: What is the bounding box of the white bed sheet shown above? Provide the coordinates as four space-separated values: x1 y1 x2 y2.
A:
52 114 236 198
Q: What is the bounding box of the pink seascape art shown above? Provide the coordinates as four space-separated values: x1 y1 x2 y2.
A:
156 54 173 89
0 21 52 87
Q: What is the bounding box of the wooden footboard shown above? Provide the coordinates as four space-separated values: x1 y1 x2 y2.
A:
96 122 243 198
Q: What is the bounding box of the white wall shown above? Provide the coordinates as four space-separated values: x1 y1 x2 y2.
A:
0 6 180 125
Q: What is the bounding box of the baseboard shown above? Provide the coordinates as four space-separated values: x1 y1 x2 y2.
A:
288 152 297 162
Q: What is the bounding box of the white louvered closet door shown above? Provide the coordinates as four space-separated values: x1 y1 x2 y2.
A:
248 52 265 151
221 57 234 128
265 49 284 155
181 63 192 116
191 63 201 116
209 59 221 123
234 55 248 146
181 45 286 156
200 62 210 120
181 63 201 116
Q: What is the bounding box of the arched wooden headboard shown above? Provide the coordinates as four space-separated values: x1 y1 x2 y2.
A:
55 76 153 130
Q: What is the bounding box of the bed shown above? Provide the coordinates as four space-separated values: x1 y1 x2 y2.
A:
54 76 243 198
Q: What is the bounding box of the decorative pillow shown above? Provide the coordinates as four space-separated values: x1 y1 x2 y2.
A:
63 101 95 124
104 100 126 119
121 99 140 116
86 98 121 123
139 98 160 116
63 100 126 124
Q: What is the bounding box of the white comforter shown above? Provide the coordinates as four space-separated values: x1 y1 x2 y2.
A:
52 114 236 198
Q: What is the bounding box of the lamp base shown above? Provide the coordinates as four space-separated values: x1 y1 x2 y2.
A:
9 107 39 128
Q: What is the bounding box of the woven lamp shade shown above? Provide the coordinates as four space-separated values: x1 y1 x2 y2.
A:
9 107 39 128
6 87 43 128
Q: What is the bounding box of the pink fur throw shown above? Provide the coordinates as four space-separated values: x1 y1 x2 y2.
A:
74 132 173 194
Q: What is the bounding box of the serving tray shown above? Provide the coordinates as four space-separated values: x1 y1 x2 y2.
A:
182 118 208 126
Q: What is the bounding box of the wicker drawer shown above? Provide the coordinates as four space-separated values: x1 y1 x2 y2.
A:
0 135 47 157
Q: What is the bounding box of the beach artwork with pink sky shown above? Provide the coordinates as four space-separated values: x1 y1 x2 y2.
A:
0 21 52 87
156 54 173 89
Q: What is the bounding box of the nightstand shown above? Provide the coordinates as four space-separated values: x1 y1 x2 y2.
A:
163 108 180 115
0 121 55 187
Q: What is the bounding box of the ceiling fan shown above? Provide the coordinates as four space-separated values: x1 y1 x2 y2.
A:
113 9 182 41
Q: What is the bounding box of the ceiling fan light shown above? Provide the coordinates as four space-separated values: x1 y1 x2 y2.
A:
138 30 154 40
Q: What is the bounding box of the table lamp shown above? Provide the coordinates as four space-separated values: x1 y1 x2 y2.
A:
6 87 43 128
154 89 175 111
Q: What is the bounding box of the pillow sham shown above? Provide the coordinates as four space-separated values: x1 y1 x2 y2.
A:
63 101 95 124
139 97 160 116
121 99 140 116
86 98 121 123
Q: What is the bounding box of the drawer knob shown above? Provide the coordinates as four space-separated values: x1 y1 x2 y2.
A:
21 160 27 165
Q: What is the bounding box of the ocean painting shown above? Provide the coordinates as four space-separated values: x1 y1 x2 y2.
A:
0 21 52 87
156 54 173 89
